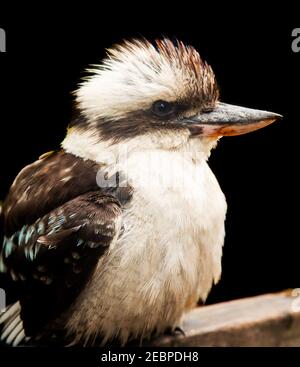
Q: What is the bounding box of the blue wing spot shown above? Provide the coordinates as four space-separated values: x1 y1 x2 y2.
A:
18 226 27 246
0 255 7 273
48 215 56 225
25 226 35 245
24 246 35 261
3 237 16 258
76 239 84 247
37 221 45 235
56 214 66 226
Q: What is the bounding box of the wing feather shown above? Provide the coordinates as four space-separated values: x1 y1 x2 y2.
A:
0 150 130 342
1 191 122 337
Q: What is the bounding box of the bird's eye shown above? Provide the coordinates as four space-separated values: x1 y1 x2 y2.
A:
151 100 174 117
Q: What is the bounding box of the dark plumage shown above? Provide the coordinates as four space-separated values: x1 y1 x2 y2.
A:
0 150 128 343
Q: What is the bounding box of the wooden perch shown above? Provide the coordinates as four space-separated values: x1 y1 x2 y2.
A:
150 291 300 346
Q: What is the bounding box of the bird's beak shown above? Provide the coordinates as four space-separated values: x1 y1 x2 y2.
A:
185 102 282 137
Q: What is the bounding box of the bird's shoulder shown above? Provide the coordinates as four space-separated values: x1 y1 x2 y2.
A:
2 150 103 236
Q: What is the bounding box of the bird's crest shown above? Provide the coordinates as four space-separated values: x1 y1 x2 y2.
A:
75 38 219 121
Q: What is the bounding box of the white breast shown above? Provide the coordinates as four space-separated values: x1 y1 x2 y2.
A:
66 144 227 345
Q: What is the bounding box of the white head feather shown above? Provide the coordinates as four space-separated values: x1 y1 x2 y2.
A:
75 39 218 121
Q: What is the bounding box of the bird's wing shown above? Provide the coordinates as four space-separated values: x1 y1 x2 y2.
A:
0 191 122 341
0 150 131 344
2 150 102 236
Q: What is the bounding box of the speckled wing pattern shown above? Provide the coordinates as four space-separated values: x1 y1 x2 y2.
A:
0 151 123 339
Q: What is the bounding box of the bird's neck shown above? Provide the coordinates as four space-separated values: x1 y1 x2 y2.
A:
61 127 218 167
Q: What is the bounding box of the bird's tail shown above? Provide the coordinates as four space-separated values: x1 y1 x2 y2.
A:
0 302 28 346
0 203 28 347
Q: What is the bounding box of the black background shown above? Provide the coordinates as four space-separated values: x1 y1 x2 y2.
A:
0 7 299 306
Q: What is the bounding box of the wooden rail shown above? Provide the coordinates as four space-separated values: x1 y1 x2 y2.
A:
150 291 300 346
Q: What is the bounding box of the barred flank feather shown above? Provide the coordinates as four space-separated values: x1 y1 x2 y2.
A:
0 302 29 346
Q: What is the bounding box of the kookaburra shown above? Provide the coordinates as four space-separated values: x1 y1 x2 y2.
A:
0 38 281 346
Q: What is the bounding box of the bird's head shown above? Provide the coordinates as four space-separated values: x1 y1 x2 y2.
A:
65 38 281 156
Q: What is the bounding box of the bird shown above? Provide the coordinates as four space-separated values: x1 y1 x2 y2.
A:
0 38 281 347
